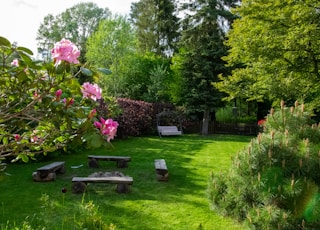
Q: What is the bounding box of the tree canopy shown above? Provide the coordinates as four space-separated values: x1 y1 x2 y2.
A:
176 0 237 134
130 0 180 57
86 15 137 97
215 0 320 110
36 2 110 62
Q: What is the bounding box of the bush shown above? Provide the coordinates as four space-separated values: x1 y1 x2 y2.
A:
115 98 154 137
215 106 235 123
113 98 182 138
209 101 320 229
215 106 256 123
0 36 117 162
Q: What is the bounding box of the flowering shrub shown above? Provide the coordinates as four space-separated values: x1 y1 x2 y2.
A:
94 118 119 142
0 36 116 162
51 38 80 65
10 58 19 67
81 82 102 101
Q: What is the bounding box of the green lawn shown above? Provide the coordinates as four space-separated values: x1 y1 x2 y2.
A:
0 134 252 230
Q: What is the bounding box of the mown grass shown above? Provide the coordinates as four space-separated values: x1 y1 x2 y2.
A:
0 134 252 230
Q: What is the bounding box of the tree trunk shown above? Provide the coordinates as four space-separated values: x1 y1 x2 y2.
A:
201 108 210 135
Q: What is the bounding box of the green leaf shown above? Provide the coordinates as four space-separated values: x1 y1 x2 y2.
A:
0 36 11 47
89 136 102 148
16 46 33 56
2 137 8 145
19 52 34 67
84 132 102 148
20 154 29 163
17 71 28 82
55 65 65 74
96 68 112 75
80 67 93 76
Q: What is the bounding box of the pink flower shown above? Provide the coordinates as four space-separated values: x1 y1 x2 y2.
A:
30 130 43 143
51 38 80 66
81 82 102 101
30 135 39 143
93 118 119 142
88 109 97 119
69 98 75 106
33 90 41 101
14 134 21 141
63 98 75 108
93 120 102 129
55 89 62 100
11 59 19 67
33 91 39 98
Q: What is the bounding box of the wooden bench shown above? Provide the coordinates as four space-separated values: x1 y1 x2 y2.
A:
154 159 169 181
32 161 65 182
157 126 182 137
72 176 133 194
88 155 131 168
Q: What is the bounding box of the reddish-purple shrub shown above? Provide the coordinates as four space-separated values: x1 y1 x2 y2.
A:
114 98 178 138
115 98 154 138
98 98 197 138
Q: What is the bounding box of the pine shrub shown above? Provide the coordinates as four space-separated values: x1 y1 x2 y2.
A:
209 101 320 229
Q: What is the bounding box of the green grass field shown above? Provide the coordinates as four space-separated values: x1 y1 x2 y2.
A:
0 134 252 230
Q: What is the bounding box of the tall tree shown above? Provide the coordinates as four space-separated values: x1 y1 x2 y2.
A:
36 2 110 62
121 53 172 102
86 15 137 97
215 0 320 110
130 0 180 57
177 0 237 135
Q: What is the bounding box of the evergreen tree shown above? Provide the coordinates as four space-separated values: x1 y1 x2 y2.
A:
130 0 180 57
209 101 320 229
178 0 237 135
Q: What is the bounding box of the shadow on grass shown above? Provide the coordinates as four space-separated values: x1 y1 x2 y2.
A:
75 134 252 229
1 134 252 230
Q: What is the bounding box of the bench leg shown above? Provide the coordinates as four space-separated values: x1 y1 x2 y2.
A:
156 170 169 182
88 158 99 168
117 160 128 168
72 182 87 194
116 183 130 193
56 165 65 174
32 172 41 182
33 172 56 182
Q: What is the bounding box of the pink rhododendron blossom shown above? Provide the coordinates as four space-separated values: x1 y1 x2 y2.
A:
30 130 43 143
51 38 80 66
93 118 119 142
30 135 39 143
81 82 102 101
33 90 41 101
63 98 75 108
93 120 102 129
69 98 75 106
55 89 62 100
14 134 21 141
11 59 19 67
88 109 97 119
